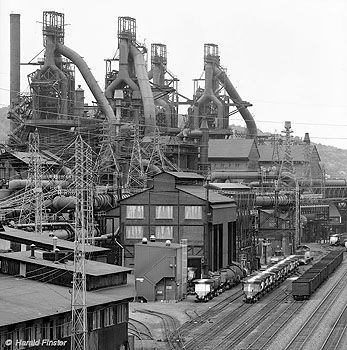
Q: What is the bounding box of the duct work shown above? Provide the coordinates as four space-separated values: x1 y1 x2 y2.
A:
105 17 156 136
193 44 257 138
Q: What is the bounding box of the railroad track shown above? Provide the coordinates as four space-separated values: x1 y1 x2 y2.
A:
135 309 183 350
283 268 347 350
319 302 347 350
241 299 305 350
182 284 291 350
177 287 244 337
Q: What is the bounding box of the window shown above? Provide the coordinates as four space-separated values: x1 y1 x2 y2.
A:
126 205 144 219
125 226 143 239
185 206 202 219
155 226 173 239
104 307 114 327
92 310 101 330
116 304 128 324
155 206 173 219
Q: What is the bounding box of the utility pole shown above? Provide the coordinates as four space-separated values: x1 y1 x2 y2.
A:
295 180 300 250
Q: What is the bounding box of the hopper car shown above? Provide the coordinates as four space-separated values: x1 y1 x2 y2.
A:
242 255 300 303
292 250 344 300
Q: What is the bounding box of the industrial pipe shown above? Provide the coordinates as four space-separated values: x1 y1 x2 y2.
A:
130 44 156 135
194 63 224 129
211 171 260 181
10 14 20 107
105 39 139 99
214 65 257 138
40 36 68 116
56 43 117 135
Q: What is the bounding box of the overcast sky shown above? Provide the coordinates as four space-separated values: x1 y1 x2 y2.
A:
1 0 347 149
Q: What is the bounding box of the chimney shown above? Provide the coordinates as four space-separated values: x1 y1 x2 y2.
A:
30 244 36 259
10 14 20 107
303 133 310 144
52 236 58 251
54 248 60 264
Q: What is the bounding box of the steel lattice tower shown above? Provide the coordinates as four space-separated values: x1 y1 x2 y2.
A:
126 126 146 190
278 121 296 189
19 129 43 232
71 135 92 350
145 127 179 173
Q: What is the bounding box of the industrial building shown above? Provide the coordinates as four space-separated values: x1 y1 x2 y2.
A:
2 10 347 349
119 171 238 275
0 249 134 350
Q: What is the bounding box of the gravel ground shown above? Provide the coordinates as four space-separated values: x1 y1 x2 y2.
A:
129 242 344 350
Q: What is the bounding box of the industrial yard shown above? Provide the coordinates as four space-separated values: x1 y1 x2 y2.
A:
0 3 347 350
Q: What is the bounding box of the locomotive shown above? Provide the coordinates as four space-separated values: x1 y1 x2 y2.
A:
242 255 300 303
193 263 245 302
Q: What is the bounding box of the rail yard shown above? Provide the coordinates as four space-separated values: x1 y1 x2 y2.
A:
130 244 347 350
0 7 347 350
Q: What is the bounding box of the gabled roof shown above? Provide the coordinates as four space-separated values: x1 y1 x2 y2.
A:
176 185 236 204
258 144 320 163
208 139 258 159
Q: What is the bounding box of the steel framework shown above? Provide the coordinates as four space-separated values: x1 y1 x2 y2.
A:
71 134 93 350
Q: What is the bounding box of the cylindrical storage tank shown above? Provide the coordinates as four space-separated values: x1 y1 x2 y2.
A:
42 229 73 240
94 193 113 210
52 196 76 211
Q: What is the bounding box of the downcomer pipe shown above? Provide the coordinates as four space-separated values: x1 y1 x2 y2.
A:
56 43 117 133
105 39 139 100
130 44 156 135
10 14 20 106
194 63 224 129
213 65 257 138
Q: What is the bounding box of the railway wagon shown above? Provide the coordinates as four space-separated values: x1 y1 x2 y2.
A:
243 255 299 303
292 250 344 300
194 264 244 302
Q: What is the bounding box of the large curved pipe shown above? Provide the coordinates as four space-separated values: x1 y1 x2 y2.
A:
194 63 224 129
130 44 156 135
105 40 139 100
213 65 257 138
56 43 117 133
41 37 68 116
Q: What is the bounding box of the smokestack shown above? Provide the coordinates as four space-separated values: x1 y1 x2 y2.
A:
54 248 60 264
10 14 20 106
303 133 310 144
30 244 36 259
52 236 58 251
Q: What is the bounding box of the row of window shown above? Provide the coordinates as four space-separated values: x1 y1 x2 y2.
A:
0 304 128 350
126 225 173 239
126 205 202 220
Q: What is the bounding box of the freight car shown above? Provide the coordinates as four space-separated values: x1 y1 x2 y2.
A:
193 264 244 302
292 250 344 300
242 255 300 303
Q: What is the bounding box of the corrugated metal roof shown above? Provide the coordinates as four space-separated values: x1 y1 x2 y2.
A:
0 251 131 276
208 139 256 159
164 171 205 179
176 185 236 204
209 183 250 190
0 273 135 326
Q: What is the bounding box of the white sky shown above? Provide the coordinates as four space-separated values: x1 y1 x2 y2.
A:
1 0 347 149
